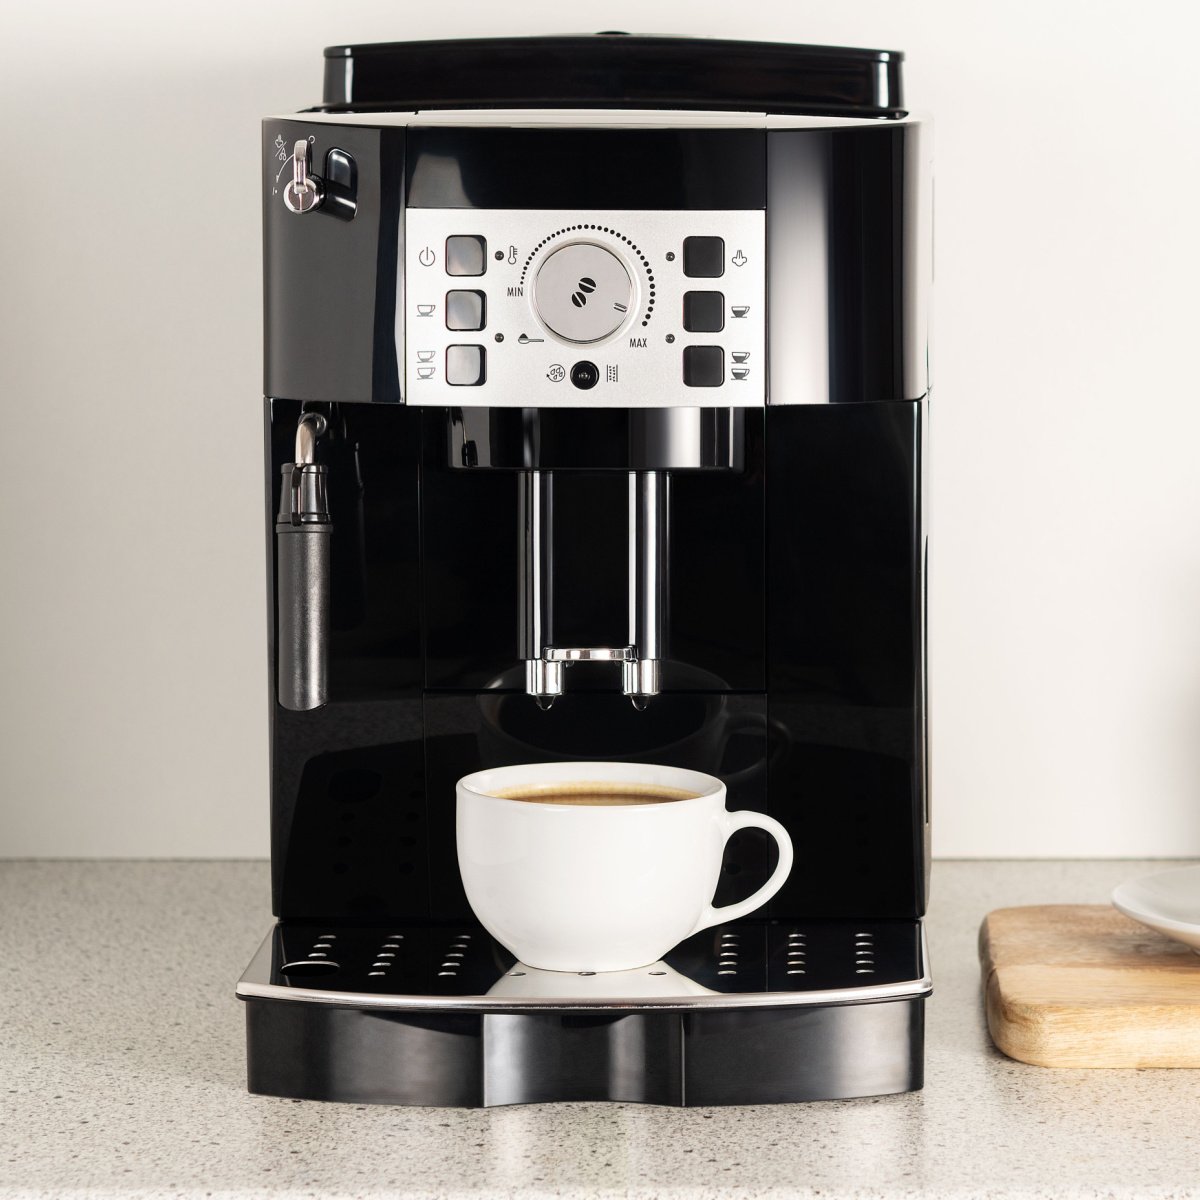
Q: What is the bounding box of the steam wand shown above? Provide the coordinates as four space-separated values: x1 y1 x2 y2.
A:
275 412 331 711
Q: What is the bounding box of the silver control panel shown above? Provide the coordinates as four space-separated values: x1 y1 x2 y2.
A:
404 209 765 407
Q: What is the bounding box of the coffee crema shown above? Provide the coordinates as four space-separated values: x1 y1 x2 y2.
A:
492 782 701 807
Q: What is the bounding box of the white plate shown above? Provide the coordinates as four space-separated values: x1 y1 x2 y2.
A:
1112 865 1200 952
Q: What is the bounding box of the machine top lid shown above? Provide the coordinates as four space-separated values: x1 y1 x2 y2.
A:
320 33 905 118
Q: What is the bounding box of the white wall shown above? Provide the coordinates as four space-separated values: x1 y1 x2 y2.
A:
2 0 1199 857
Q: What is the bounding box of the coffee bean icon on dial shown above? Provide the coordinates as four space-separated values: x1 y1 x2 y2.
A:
533 243 633 344
571 277 597 307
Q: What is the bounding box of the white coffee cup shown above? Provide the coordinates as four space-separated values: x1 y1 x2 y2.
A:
456 761 793 972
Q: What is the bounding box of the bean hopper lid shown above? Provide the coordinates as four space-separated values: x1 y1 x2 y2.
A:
320 33 905 118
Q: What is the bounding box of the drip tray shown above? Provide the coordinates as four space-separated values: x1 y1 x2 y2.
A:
238 919 929 1010
238 919 929 1105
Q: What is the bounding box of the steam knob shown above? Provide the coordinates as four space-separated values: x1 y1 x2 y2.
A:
283 140 323 214
533 241 633 344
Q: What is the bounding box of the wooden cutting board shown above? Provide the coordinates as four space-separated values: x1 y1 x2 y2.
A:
979 904 1200 1067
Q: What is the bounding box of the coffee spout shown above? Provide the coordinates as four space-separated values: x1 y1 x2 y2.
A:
624 471 667 709
622 657 660 709
525 658 563 707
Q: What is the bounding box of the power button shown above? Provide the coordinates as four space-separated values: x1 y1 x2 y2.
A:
570 361 600 390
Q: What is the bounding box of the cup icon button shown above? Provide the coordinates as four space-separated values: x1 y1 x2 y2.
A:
417 350 436 363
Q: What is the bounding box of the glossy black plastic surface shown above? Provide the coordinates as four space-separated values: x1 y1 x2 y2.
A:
407 128 765 210
245 993 924 1106
262 122 403 405
320 35 904 118
264 122 926 407
767 402 927 917
242 922 925 1106
767 126 928 405
266 401 925 923
443 407 744 471
266 400 424 918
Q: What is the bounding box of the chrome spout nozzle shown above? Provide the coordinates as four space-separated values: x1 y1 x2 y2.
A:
294 411 328 465
515 466 669 711
621 470 667 710
525 657 563 705
621 657 661 708
519 471 557 704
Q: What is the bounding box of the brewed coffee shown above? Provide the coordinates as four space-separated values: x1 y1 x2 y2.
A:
493 782 699 806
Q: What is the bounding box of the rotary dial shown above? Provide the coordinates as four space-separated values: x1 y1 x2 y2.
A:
532 241 634 344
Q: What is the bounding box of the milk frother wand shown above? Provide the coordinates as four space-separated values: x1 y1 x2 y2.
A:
276 411 330 711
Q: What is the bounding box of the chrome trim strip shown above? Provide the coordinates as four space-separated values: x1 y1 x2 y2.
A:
236 925 931 1012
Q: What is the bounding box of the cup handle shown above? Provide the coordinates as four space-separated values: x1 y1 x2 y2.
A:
688 810 795 936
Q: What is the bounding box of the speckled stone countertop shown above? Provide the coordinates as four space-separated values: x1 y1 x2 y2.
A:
3 859 1199 1199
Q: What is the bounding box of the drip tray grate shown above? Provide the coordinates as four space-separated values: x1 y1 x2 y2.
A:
239 919 928 1011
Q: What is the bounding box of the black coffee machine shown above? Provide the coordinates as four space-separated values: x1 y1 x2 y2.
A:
238 34 931 1107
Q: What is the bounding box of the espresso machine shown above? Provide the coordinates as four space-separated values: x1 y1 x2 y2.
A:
238 33 932 1106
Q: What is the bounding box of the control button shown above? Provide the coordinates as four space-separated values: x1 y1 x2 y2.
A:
570 360 599 390
683 236 724 278
683 290 725 333
446 236 487 276
446 344 486 386
418 246 436 267
445 289 487 331
533 242 632 344
683 345 724 388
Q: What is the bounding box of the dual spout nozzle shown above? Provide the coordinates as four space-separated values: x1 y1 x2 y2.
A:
524 649 662 711
519 470 667 711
